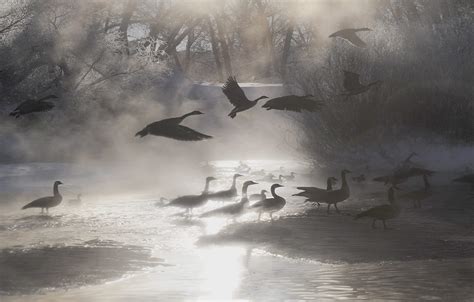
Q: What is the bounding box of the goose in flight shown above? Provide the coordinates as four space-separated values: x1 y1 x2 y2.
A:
22 181 63 213
249 189 268 202
295 170 351 213
341 71 380 97
453 174 474 191
294 176 337 207
135 110 212 141
329 28 372 48
262 95 324 112
222 76 269 118
207 174 243 202
9 95 59 118
354 186 401 229
249 183 286 221
163 176 216 215
200 180 258 220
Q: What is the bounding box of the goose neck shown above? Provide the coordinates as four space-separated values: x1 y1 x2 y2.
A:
327 178 333 190
53 183 61 197
271 186 280 198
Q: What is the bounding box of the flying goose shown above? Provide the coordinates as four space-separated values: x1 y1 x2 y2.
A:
293 176 337 207
400 174 432 208
10 95 59 118
222 76 269 118
262 95 324 112
163 176 216 214
329 28 372 48
249 189 268 202
207 173 243 202
135 110 212 141
341 71 380 97
200 181 258 220
453 174 474 191
295 170 351 213
355 186 400 229
22 181 63 213
249 183 286 221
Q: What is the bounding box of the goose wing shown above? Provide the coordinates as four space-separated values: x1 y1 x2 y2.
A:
294 186 328 199
222 76 250 107
343 71 363 91
22 196 54 209
153 124 212 141
341 32 366 47
262 96 324 112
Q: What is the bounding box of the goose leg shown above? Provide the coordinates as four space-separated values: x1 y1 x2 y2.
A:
334 203 340 213
327 204 331 214
372 219 376 229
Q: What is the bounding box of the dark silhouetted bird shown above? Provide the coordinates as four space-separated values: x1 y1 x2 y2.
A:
9 95 58 118
207 174 243 202
341 71 380 97
294 176 337 207
355 186 401 230
163 177 216 214
135 110 212 141
400 174 432 208
295 170 351 213
222 76 269 118
250 183 286 221
22 181 63 213
262 95 324 112
453 174 474 191
249 189 268 202
329 28 372 47
200 180 258 220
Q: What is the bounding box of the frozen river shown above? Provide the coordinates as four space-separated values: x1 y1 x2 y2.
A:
1 160 473 301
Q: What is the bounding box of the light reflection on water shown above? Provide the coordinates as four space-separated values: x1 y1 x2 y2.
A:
0 160 473 301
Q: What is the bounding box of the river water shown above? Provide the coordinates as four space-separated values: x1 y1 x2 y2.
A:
0 160 473 301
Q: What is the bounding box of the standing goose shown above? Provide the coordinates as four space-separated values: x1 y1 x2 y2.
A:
293 176 337 206
400 175 432 208
22 181 63 213
262 95 324 112
207 174 243 202
200 181 258 220
249 189 268 202
282 172 296 181
10 95 59 118
329 28 372 47
135 110 212 141
453 174 474 191
68 194 82 206
222 76 269 118
163 176 216 215
295 170 351 213
249 184 286 221
355 186 401 230
341 71 380 97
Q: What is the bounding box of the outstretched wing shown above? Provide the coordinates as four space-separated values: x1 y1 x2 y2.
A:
343 32 367 47
294 186 328 200
343 71 363 91
222 76 250 107
262 96 324 112
170 125 212 141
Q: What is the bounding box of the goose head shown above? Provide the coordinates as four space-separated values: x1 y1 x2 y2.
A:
243 180 258 187
206 176 217 182
189 110 204 116
254 96 269 102
271 183 283 190
233 174 243 179
261 189 268 194
54 181 63 186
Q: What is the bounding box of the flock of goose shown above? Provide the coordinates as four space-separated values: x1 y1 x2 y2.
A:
14 27 474 230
